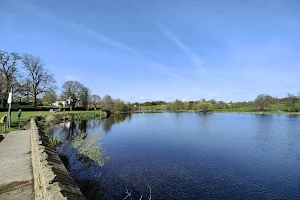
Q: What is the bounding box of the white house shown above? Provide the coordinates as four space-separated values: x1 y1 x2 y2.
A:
52 97 81 107
52 100 67 107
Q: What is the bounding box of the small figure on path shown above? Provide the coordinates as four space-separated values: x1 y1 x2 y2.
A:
0 114 7 132
18 109 22 120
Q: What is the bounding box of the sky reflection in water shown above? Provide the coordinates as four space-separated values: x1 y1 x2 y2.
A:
50 113 300 200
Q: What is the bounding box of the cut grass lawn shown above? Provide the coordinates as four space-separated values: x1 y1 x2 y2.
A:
0 111 52 134
0 111 51 122
0 110 104 134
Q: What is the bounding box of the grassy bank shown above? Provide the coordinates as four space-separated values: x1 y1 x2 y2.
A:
137 105 168 112
136 104 300 114
0 110 107 134
213 104 300 114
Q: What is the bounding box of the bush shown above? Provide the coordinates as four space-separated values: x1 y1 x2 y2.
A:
72 107 88 111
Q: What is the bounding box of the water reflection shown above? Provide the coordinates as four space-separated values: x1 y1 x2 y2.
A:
100 114 132 133
48 113 300 200
47 114 131 141
46 114 131 198
55 131 109 199
287 114 300 120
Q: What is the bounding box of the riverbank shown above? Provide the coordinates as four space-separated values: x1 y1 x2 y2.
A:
133 109 300 115
213 110 300 115
0 110 107 134
135 104 300 114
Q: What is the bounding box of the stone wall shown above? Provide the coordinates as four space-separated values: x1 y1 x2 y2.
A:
30 119 85 200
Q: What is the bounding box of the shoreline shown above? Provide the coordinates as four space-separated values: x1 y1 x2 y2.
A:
132 110 300 115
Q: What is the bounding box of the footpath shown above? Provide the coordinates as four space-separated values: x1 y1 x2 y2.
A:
0 130 34 199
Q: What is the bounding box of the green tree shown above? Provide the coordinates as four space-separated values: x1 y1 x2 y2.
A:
42 89 58 105
208 99 217 105
113 98 122 113
170 99 184 111
254 94 272 111
286 93 298 112
61 81 87 109
196 101 214 113
183 101 193 110
80 87 90 110
113 99 128 113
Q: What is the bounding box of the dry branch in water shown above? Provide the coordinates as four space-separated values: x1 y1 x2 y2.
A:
124 186 152 200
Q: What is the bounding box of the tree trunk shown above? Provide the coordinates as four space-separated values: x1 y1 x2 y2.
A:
33 93 37 107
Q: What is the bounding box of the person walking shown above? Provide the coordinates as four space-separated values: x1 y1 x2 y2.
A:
18 109 22 120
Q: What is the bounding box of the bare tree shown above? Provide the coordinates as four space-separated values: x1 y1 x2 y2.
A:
0 50 21 108
0 76 5 101
102 94 113 111
22 54 56 107
89 94 101 110
15 79 32 103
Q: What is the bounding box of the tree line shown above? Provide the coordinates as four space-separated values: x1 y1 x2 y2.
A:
166 93 300 112
1 49 300 113
0 50 134 113
0 50 56 108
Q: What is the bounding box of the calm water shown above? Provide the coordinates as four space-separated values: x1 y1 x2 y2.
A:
50 113 300 200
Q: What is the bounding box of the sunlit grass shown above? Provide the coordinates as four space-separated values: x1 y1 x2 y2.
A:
0 110 105 134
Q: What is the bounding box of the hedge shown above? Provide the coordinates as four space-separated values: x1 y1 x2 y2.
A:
0 106 72 112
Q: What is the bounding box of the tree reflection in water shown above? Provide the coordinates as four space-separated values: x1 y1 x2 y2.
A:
58 131 109 199
51 114 131 199
100 114 132 133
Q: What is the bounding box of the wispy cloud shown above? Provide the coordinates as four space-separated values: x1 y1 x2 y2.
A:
139 96 151 100
20 2 139 55
19 2 184 80
64 74 76 81
156 22 206 75
150 62 185 80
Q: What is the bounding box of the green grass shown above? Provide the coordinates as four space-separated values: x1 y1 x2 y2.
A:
0 110 106 134
214 107 256 112
137 104 300 114
138 105 168 111
214 104 300 113
0 111 51 122
0 111 52 134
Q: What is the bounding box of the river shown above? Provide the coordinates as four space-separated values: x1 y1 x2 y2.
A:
49 113 300 199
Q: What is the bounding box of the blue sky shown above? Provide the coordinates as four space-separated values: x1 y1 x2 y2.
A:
1 0 300 102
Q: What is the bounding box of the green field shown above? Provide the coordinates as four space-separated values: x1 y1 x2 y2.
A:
0 111 51 134
214 104 300 113
0 110 105 134
0 111 51 121
137 103 300 114
138 105 168 111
